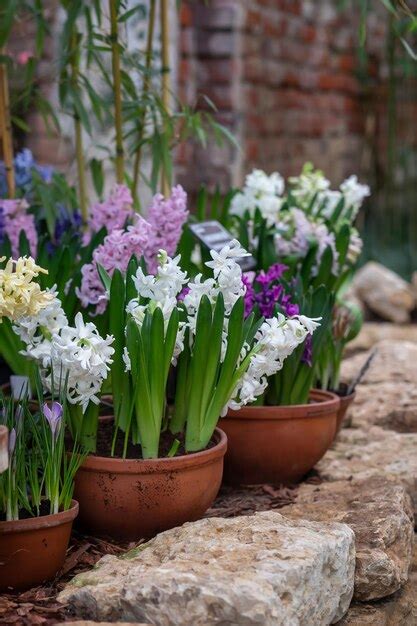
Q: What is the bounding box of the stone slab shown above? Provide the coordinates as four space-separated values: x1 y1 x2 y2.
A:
339 341 417 432
338 540 417 625
345 323 417 356
280 476 414 601
59 512 355 626
317 427 417 518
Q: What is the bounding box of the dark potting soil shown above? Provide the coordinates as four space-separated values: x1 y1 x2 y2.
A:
332 382 350 398
93 418 216 459
0 500 54 522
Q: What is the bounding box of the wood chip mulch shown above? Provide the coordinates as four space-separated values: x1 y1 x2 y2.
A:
0 533 135 625
1 481 307 625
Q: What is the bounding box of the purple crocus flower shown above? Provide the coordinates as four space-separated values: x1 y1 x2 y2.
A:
43 402 63 440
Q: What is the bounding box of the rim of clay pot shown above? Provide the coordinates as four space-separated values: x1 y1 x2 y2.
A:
338 389 356 403
79 427 227 474
226 389 340 420
0 500 79 535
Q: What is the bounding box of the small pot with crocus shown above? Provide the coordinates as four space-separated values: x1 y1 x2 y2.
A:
0 387 85 591
0 257 85 590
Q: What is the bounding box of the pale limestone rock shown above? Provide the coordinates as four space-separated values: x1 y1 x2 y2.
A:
352 262 415 323
341 340 417 386
347 381 417 432
345 322 417 356
280 476 414 601
316 427 417 517
340 341 417 432
59 512 355 626
338 540 417 625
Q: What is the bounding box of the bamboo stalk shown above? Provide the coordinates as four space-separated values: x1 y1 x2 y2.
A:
132 0 156 206
160 0 170 197
70 32 88 223
109 0 124 184
0 53 15 198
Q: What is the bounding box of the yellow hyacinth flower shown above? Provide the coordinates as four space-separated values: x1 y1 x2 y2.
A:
0 256 54 321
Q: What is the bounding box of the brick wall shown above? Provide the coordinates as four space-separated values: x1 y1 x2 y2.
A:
5 0 395 196
177 0 389 193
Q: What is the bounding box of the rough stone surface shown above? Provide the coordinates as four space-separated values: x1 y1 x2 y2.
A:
316 427 417 517
280 476 414 601
59 512 355 626
345 322 417 356
340 341 417 432
352 262 415 323
338 541 417 625
341 340 417 387
347 382 417 432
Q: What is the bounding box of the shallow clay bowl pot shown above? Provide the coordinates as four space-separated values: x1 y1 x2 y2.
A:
221 389 339 486
335 390 356 434
74 428 227 541
0 500 79 591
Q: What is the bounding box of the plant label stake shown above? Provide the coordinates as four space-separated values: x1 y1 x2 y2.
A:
10 375 31 400
189 221 256 271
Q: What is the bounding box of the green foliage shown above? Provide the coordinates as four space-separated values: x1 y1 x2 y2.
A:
266 283 335 406
0 379 86 521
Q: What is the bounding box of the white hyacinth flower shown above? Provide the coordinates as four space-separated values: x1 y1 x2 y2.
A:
224 313 321 413
340 175 370 217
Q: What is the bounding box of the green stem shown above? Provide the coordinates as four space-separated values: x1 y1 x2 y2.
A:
109 0 124 184
132 0 156 206
160 0 170 196
0 50 15 198
70 32 88 224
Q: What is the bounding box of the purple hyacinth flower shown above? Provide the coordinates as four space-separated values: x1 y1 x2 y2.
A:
177 286 190 302
301 334 313 367
43 402 63 439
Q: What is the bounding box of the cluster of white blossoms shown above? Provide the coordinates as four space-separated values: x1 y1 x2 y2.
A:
274 208 339 276
126 241 320 411
126 241 249 364
126 252 188 363
184 240 248 316
233 166 369 275
48 313 114 411
13 292 114 411
228 314 320 411
230 169 285 226
289 165 370 222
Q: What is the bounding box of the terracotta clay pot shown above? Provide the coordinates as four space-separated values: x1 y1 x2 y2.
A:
335 390 356 434
74 428 227 541
221 389 340 486
0 500 79 591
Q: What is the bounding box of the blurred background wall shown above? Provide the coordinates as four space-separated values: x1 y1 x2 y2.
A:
5 0 417 278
